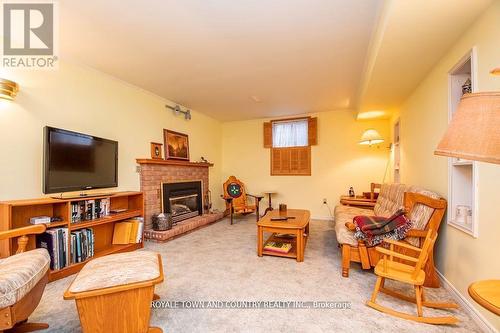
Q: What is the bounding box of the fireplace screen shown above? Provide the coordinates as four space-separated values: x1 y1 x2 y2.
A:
169 194 199 222
162 181 203 224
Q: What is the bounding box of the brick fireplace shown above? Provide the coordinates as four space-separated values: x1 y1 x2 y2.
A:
136 159 212 229
136 159 223 241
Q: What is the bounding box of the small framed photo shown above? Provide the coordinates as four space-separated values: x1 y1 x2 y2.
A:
163 129 189 161
150 142 163 160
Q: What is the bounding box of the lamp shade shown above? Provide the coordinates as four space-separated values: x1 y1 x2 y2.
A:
359 129 384 145
435 92 500 164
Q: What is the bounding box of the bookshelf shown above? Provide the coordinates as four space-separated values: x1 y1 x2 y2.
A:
447 48 478 237
0 191 144 281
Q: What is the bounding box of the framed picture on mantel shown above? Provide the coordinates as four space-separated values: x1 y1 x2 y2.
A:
150 142 163 160
163 129 190 161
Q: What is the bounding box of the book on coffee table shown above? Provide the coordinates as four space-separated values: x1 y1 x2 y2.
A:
263 241 292 254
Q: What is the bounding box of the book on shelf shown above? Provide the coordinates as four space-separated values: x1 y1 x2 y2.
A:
112 217 144 245
70 228 95 264
71 198 111 223
36 227 96 270
36 227 69 270
112 222 132 245
263 241 292 254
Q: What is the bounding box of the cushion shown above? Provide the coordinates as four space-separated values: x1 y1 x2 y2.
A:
0 248 50 308
68 251 160 294
373 183 407 217
333 205 373 246
405 186 441 246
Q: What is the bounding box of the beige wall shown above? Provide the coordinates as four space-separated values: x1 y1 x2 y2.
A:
0 62 224 210
221 111 390 219
395 2 500 328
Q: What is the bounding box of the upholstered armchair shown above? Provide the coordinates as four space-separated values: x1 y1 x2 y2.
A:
0 224 50 332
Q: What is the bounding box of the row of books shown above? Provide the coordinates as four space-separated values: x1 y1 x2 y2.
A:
36 228 95 270
71 199 111 223
263 241 292 254
71 229 95 264
112 218 144 245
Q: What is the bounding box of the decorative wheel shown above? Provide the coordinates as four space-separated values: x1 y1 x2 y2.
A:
227 183 242 198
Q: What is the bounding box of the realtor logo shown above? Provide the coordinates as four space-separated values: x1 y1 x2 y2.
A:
1 1 59 69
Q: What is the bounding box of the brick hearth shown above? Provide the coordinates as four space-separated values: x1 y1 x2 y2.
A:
136 159 214 232
144 212 224 242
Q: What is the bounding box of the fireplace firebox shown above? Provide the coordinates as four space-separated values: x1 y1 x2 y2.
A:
162 181 203 223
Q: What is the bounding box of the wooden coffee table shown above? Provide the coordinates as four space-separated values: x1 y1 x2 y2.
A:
257 209 310 262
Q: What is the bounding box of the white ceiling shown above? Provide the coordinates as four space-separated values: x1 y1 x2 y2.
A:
60 0 381 121
357 0 493 117
59 0 493 121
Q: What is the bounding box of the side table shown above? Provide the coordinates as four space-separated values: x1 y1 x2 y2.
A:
468 280 500 315
263 191 277 216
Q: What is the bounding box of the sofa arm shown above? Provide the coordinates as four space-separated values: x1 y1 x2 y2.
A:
0 224 46 254
345 221 356 231
406 229 428 238
0 224 46 241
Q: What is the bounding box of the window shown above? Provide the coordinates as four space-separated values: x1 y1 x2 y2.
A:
272 119 308 147
263 117 317 176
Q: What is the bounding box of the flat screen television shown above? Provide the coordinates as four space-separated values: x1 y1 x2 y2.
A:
43 127 118 194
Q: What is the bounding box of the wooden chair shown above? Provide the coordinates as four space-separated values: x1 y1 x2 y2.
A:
367 229 459 324
344 191 447 287
222 176 263 225
0 224 49 333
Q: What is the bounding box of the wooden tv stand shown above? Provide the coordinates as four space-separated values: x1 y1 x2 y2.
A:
0 191 144 282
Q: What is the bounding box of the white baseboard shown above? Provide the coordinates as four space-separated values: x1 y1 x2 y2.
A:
436 270 498 333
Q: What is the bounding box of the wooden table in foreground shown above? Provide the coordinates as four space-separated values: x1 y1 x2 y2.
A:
257 209 310 262
468 280 500 315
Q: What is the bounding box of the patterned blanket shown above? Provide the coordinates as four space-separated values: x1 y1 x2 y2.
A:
353 209 412 246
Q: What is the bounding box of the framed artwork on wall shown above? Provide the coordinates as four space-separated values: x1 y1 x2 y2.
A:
163 129 190 161
150 142 163 159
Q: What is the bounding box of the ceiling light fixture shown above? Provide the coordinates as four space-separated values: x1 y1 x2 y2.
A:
0 78 19 100
359 129 384 146
166 104 191 120
357 110 387 120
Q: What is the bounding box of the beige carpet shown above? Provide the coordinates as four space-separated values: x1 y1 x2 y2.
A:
31 216 482 332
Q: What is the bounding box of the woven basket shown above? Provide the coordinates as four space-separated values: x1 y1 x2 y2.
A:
152 213 173 231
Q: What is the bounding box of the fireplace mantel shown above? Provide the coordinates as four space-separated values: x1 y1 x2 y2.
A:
136 159 213 168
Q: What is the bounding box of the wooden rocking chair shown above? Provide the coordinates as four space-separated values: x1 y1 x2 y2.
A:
0 224 50 333
367 229 459 324
222 176 263 225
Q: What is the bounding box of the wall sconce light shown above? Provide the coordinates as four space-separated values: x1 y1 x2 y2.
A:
359 129 384 146
490 68 500 76
0 78 19 100
166 104 191 120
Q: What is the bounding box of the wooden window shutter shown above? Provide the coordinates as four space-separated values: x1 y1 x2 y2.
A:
308 117 317 145
263 122 272 148
271 148 282 174
271 147 310 176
